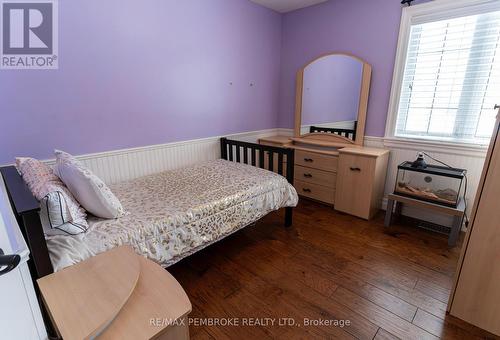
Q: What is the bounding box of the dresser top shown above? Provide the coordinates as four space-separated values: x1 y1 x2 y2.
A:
339 147 390 157
259 135 389 157
259 135 292 145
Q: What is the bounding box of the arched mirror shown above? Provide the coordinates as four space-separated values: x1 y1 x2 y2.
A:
294 53 371 146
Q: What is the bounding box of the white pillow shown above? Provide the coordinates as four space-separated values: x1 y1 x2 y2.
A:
54 150 125 219
15 157 88 236
40 192 88 236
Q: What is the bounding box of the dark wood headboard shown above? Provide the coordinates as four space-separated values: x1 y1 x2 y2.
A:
0 166 54 281
309 121 358 140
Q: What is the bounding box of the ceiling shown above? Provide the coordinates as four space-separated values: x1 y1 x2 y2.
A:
249 0 329 13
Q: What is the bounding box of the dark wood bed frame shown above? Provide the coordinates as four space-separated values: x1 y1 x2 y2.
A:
220 137 295 227
0 138 295 283
309 121 358 140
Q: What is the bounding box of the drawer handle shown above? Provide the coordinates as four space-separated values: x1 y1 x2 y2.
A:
303 173 313 178
304 158 314 162
350 167 361 172
302 188 312 193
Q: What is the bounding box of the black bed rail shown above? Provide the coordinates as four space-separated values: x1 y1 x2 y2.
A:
309 121 357 140
220 138 294 184
0 166 54 279
220 138 295 227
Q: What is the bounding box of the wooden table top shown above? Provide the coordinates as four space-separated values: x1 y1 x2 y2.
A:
38 246 191 340
99 255 192 339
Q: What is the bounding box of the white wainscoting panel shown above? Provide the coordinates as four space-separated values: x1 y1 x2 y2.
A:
45 129 282 185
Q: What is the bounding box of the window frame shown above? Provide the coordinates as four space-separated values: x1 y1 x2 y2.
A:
385 0 500 146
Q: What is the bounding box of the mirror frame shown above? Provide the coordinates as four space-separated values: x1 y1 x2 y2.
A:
294 52 372 146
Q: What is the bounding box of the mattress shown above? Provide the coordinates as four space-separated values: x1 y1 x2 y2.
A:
46 159 298 271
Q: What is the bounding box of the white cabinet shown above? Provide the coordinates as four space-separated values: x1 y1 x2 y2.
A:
0 176 47 340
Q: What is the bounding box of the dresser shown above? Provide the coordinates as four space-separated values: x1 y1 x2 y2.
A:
260 136 389 220
264 52 389 219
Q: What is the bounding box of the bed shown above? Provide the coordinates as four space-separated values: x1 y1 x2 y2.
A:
0 138 296 280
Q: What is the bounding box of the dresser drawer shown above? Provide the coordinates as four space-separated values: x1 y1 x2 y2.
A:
294 180 335 204
294 165 336 188
295 150 338 172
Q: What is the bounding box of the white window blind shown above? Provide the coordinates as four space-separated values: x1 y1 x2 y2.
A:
395 10 500 144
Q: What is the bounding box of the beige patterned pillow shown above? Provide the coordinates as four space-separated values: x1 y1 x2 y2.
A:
54 150 125 219
15 158 88 236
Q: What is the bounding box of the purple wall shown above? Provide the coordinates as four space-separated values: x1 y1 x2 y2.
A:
1 0 435 165
0 0 282 164
278 0 430 136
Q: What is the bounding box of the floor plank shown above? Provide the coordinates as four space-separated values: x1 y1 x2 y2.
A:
293 213 454 290
332 286 437 340
414 278 452 304
191 328 215 340
221 241 376 339
249 222 450 319
374 328 400 340
412 309 482 339
265 247 418 322
169 200 498 339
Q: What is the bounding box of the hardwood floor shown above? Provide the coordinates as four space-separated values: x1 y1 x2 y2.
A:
169 200 498 339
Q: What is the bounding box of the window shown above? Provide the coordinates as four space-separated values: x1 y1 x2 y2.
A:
389 1 500 145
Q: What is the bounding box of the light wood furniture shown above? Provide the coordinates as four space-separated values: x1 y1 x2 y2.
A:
259 52 389 220
260 137 389 220
448 116 500 336
38 246 192 340
294 52 372 145
335 148 390 219
293 147 338 205
384 194 465 246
